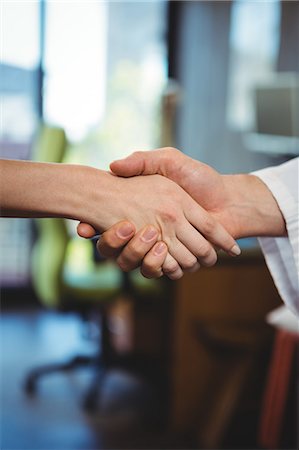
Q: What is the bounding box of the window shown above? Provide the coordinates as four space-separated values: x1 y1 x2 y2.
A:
0 1 40 286
227 0 281 131
0 1 168 286
43 2 107 141
44 1 167 169
0 1 40 147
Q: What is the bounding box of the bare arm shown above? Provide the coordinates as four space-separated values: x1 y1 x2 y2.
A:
0 158 239 278
0 159 94 220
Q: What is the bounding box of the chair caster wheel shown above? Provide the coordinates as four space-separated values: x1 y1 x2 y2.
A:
24 377 37 395
82 394 98 412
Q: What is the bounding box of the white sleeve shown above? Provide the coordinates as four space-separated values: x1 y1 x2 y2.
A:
252 157 299 316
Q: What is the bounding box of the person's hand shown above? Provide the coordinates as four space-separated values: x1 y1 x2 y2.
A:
77 148 243 278
80 146 284 277
108 148 239 236
78 221 170 279
78 165 241 279
107 147 286 239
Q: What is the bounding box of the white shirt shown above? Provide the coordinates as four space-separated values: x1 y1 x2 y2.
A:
252 157 299 316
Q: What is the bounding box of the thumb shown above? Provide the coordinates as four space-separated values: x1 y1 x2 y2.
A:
77 222 97 239
110 149 167 178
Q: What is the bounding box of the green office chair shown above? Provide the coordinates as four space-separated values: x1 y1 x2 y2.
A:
24 124 163 411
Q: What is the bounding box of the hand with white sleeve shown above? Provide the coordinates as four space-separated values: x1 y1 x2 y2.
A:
78 147 287 278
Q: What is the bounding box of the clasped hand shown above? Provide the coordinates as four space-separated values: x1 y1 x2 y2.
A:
78 148 241 280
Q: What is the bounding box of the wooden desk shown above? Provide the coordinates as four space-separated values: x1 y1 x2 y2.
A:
107 245 283 447
170 246 282 447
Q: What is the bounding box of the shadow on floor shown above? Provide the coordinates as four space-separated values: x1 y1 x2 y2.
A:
1 308 196 450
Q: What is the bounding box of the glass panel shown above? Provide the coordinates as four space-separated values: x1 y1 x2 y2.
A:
0 1 40 148
43 2 107 141
227 0 281 131
43 1 167 169
97 1 168 168
0 1 40 287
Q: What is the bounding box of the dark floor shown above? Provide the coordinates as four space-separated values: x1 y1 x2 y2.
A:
0 308 194 450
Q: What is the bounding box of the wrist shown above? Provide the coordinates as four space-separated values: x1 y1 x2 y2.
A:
0 160 124 231
28 163 97 222
69 166 124 232
43 164 127 233
222 173 286 239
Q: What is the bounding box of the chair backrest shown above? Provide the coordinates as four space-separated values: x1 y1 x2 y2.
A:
31 124 69 308
31 124 67 163
31 218 69 308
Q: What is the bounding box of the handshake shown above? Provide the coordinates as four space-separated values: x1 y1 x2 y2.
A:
77 148 285 280
0 147 285 280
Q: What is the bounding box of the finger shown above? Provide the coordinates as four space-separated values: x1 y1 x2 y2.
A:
140 242 168 279
162 253 184 280
97 221 135 259
77 222 97 238
116 225 159 272
176 222 218 268
185 202 241 257
167 236 200 271
110 148 178 178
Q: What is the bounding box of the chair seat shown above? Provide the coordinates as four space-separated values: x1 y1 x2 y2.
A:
63 260 122 302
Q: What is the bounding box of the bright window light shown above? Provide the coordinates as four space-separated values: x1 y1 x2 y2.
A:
43 2 107 141
227 0 281 130
1 1 40 69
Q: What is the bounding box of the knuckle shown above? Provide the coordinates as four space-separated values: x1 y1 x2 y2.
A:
116 244 145 270
181 256 197 270
116 255 134 272
164 147 182 167
141 253 164 279
132 150 144 158
102 233 121 250
126 244 144 261
201 252 218 268
203 217 216 235
159 208 177 225
163 262 179 274
198 243 212 259
159 147 181 171
187 262 201 273
141 267 160 279
165 146 179 156
167 271 183 281
117 261 130 272
140 267 152 279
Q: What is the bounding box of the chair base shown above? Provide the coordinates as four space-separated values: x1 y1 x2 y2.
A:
23 353 106 412
23 350 167 415
23 305 168 417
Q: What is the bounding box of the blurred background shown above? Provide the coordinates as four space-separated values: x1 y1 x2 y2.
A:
0 1 298 449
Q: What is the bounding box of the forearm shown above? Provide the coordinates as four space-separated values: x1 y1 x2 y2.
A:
0 160 112 231
223 173 287 239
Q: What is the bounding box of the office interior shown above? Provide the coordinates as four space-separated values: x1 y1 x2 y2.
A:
0 1 298 449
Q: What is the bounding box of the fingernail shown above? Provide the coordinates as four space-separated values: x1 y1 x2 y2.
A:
154 242 166 255
141 227 158 243
116 223 135 238
229 244 241 256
